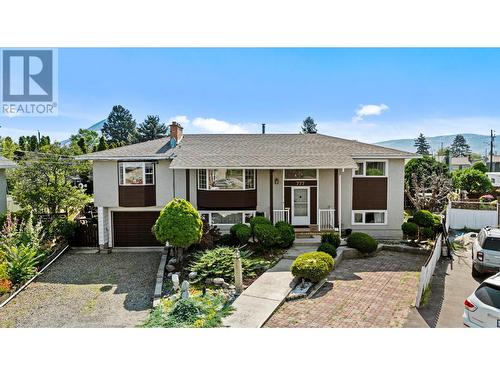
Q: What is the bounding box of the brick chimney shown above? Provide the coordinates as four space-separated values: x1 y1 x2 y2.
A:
169 121 184 143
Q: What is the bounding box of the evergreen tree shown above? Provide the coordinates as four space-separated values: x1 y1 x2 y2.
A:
28 135 38 151
77 138 87 154
414 133 430 155
137 115 167 141
450 134 471 157
39 135 50 147
1 136 19 159
18 136 28 151
94 136 109 152
102 105 137 145
70 129 99 152
301 116 318 134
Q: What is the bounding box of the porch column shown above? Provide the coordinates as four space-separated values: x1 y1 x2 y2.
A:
269 169 274 222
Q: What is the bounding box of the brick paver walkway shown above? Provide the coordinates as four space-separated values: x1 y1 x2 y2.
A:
264 251 427 328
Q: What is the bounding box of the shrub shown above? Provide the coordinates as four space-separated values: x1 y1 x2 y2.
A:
432 214 442 232
317 243 337 258
321 232 341 248
197 220 221 250
253 223 280 248
217 233 235 246
421 226 435 239
479 194 495 202
291 251 334 282
346 232 378 254
45 218 76 240
249 216 272 232
401 222 418 238
275 221 295 248
0 278 13 294
1 244 45 285
170 298 205 324
230 224 251 245
189 246 269 282
455 168 493 195
472 161 488 173
153 199 203 248
413 210 434 228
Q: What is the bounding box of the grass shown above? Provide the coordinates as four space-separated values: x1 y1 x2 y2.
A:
420 285 432 306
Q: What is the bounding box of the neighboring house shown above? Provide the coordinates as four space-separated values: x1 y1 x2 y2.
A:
79 122 416 248
449 156 472 171
0 156 17 213
486 172 500 187
487 155 500 172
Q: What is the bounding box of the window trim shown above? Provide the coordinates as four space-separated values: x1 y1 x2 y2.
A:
352 160 388 178
199 210 257 227
118 161 155 186
284 169 318 180
351 210 388 225
197 168 256 191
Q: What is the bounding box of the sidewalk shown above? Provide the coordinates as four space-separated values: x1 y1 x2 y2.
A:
222 238 320 328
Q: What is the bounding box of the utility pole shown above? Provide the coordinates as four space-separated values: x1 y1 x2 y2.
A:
490 130 495 172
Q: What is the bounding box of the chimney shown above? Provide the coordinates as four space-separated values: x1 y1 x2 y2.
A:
262 123 266 134
169 121 184 144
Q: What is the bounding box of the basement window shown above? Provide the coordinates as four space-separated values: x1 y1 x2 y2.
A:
352 210 387 225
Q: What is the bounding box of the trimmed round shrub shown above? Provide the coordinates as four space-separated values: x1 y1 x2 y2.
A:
421 226 435 239
254 223 280 248
401 222 418 238
321 232 341 248
413 210 434 228
291 251 334 282
249 216 272 231
346 232 378 254
275 221 295 248
153 198 203 247
218 233 235 246
317 243 337 258
230 224 251 245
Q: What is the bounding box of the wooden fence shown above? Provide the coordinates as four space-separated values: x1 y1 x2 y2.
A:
70 218 98 247
415 233 442 307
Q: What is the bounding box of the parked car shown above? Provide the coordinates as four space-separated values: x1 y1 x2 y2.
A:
471 227 500 277
463 273 500 327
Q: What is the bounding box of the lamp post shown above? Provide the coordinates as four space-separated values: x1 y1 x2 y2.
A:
234 248 243 294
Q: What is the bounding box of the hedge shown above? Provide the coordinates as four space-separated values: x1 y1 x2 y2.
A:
230 223 251 245
317 243 337 258
275 221 295 248
254 223 280 248
346 232 378 254
321 232 341 248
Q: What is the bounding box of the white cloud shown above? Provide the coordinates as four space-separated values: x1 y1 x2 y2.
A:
168 115 250 134
168 115 190 124
353 104 389 122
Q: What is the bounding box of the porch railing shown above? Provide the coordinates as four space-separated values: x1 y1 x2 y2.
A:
273 208 290 223
318 209 336 231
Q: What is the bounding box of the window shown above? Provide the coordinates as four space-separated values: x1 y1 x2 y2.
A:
284 169 317 180
353 161 387 177
212 212 244 225
119 162 155 185
475 284 500 309
197 169 255 190
352 210 387 225
199 211 256 227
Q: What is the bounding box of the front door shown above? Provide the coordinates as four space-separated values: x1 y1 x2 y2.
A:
292 186 310 225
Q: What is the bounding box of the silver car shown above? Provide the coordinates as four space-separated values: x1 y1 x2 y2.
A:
471 227 500 277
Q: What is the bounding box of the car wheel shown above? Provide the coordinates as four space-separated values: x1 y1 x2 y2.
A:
472 266 482 278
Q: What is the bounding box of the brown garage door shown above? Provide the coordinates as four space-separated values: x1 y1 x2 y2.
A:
113 211 163 247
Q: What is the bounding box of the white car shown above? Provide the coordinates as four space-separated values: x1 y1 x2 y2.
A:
463 273 500 327
471 227 500 277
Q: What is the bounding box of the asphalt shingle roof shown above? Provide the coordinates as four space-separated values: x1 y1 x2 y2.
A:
79 133 416 168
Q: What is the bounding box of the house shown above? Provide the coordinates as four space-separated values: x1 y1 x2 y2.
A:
79 122 416 248
449 156 472 171
0 156 17 213
487 155 500 173
486 172 500 187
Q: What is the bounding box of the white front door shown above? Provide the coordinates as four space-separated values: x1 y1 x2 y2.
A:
292 186 310 225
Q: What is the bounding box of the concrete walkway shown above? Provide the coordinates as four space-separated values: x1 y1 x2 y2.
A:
222 238 320 328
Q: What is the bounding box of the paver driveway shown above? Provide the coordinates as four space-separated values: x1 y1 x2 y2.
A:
0 252 161 328
264 251 427 328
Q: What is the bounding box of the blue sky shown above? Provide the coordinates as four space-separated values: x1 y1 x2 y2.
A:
2 48 500 143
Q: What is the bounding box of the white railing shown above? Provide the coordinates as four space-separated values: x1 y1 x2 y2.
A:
318 209 336 231
415 233 442 307
273 208 290 223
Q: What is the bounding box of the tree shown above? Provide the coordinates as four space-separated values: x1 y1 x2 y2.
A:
9 144 91 215
70 129 99 152
137 115 167 142
301 116 317 134
39 135 50 148
76 138 87 154
101 105 137 145
414 133 430 155
28 135 38 151
472 161 488 173
1 137 19 159
153 198 203 260
405 173 452 211
404 156 449 190
94 136 109 152
18 136 28 151
453 168 492 195
450 134 471 157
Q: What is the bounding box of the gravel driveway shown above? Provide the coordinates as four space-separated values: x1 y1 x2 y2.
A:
0 252 161 328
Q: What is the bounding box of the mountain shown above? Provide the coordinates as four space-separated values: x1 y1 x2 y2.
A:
375 133 492 155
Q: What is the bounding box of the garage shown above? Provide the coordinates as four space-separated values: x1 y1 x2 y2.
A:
112 211 163 247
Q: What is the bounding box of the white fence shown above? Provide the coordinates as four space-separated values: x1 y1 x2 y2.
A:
415 233 442 307
273 209 289 223
446 201 498 230
318 209 336 231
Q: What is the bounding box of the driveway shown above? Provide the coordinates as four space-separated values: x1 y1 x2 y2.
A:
0 252 161 328
264 251 427 328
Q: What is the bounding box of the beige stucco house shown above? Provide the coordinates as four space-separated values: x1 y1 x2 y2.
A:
0 156 16 213
79 123 416 248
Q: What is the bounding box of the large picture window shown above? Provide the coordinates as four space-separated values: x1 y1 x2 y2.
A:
197 169 255 190
353 161 387 177
119 162 155 185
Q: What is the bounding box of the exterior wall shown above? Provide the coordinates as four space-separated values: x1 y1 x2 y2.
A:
272 169 284 211
0 169 7 213
256 169 271 217
318 168 335 210
189 169 197 207
93 161 119 207
340 159 404 239
97 206 110 247
156 160 174 206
